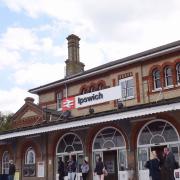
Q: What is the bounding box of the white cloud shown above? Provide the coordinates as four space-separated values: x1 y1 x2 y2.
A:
13 62 65 86
0 87 38 113
0 48 21 69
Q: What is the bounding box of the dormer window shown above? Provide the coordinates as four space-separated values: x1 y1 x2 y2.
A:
164 66 173 87
152 69 161 90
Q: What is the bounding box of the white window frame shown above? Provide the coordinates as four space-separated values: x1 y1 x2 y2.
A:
119 76 134 100
25 147 36 165
164 67 173 87
176 63 180 85
57 92 62 111
153 69 161 90
2 151 9 174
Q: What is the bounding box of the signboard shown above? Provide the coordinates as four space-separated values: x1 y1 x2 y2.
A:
37 161 45 177
62 85 122 111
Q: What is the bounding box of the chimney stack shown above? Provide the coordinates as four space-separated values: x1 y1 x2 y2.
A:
65 34 85 77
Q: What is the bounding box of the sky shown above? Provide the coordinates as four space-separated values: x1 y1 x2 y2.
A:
1 0 180 114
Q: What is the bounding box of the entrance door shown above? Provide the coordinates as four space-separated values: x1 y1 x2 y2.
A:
103 150 118 180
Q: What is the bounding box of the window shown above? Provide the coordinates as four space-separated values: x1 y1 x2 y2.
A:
176 63 180 84
23 147 36 177
93 128 125 150
119 77 134 99
57 133 83 153
57 92 62 110
2 151 9 174
152 69 161 89
89 86 95 92
138 121 179 145
25 147 35 164
81 88 87 95
164 66 173 87
97 83 104 90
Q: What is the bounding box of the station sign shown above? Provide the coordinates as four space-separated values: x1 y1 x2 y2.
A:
62 85 122 111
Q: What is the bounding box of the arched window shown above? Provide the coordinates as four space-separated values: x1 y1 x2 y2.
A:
138 121 179 146
81 88 87 95
89 86 96 92
97 83 104 90
2 151 9 174
176 63 180 84
57 133 83 153
93 128 126 150
164 66 173 87
25 147 35 164
152 69 161 89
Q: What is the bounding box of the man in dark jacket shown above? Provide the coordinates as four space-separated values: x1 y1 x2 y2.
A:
164 147 176 180
8 160 16 180
58 159 65 180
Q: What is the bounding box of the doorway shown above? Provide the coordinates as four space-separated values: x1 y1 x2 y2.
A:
103 150 118 180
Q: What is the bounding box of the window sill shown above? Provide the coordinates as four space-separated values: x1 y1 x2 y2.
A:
122 96 135 101
152 88 162 92
164 85 174 89
175 84 180 87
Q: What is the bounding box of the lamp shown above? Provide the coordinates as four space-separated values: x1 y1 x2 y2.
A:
89 107 94 114
117 99 124 109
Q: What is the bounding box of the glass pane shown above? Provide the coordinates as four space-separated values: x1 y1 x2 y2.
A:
57 139 66 153
127 88 134 97
121 81 126 89
93 135 104 149
65 146 74 152
162 124 178 142
151 135 165 144
94 128 125 149
64 134 75 145
113 131 125 147
104 141 114 149
148 121 165 135
166 67 172 76
167 77 173 86
155 79 161 88
138 148 148 170
102 129 114 141
119 150 127 170
127 79 134 87
139 127 152 145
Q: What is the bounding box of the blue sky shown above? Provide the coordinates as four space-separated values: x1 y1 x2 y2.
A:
1 0 180 114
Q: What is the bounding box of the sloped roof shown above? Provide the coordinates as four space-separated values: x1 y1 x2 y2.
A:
1 99 180 140
29 40 180 94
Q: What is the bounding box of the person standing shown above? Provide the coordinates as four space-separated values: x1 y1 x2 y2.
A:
67 156 77 180
145 151 161 180
8 160 16 180
163 147 176 180
58 159 65 180
94 157 104 180
81 157 89 180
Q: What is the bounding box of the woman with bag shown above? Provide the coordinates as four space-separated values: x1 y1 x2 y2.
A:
94 157 106 180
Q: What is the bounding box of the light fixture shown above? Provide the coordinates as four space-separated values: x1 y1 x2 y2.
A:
89 107 94 114
117 99 124 109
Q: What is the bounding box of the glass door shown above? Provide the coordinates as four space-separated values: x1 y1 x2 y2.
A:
138 147 150 180
93 151 103 180
169 144 180 163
